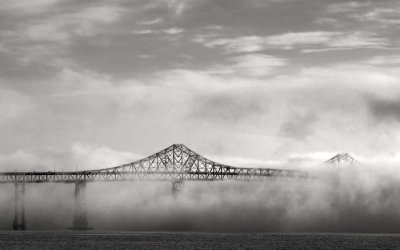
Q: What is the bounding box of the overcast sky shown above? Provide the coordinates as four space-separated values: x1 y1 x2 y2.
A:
0 0 399 171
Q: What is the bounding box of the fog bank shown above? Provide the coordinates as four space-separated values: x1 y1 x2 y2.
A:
1 163 400 232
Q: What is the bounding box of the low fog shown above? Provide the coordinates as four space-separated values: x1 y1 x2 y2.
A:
1 163 400 232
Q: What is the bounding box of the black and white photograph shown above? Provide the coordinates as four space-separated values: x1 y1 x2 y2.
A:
0 0 400 249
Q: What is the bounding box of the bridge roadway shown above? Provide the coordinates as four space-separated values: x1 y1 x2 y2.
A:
0 144 306 230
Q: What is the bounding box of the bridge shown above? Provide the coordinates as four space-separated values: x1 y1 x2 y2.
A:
0 144 306 230
326 153 356 166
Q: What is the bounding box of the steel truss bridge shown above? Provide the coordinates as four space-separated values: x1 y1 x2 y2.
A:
0 144 306 230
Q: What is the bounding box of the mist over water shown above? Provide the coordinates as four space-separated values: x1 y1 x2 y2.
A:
1 163 400 232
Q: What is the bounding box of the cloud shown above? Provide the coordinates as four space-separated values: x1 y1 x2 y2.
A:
299 64 400 99
132 28 184 35
287 151 339 164
163 28 184 34
211 54 286 77
145 0 191 16
68 143 140 170
0 142 139 172
363 8 400 25
230 54 285 77
199 31 388 53
265 32 333 48
279 112 316 140
204 36 265 53
4 61 395 160
0 150 41 171
325 32 387 49
139 18 163 25
365 55 400 65
187 91 264 124
207 154 284 168
326 1 370 14
0 89 32 125
0 0 62 14
132 29 158 35
40 68 159 116
1 57 399 162
321 1 400 28
367 97 400 123
24 5 125 42
165 0 191 16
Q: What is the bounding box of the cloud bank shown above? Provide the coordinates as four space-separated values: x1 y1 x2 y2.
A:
1 164 400 232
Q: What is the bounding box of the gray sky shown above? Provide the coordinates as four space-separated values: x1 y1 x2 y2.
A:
0 0 400 171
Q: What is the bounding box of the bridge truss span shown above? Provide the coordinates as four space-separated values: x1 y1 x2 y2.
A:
0 144 306 184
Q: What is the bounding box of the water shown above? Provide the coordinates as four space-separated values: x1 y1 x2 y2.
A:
1 231 400 249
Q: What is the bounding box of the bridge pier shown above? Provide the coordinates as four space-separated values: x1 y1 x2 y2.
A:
69 181 92 230
171 180 184 197
13 182 26 230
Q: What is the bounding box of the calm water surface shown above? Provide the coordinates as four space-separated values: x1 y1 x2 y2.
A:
0 231 399 249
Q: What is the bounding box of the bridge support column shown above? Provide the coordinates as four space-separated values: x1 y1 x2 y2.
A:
13 182 26 230
171 181 184 197
69 181 92 230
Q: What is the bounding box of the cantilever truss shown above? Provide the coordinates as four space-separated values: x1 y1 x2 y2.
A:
326 153 356 166
0 144 306 183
